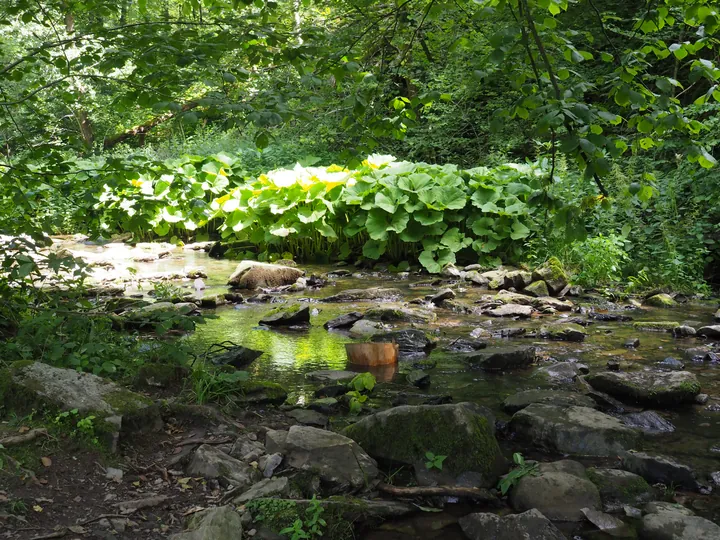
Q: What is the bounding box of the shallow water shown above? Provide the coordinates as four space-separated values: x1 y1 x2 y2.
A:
63 240 720 527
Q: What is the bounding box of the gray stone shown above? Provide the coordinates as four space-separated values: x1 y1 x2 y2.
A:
509 461 601 521
621 452 700 491
170 506 243 540
658 357 685 370
459 509 565 540
532 296 574 312
406 370 430 388
261 453 283 478
524 280 550 297
343 402 505 486
715 308 720 322
279 426 378 494
467 346 536 371
486 304 534 318
259 304 310 327
503 270 534 290
371 329 435 355
697 325 720 339
644 501 695 516
582 508 634 537
323 312 363 330
532 261 568 295
625 338 640 348
620 411 675 433
187 445 260 488
233 477 291 504
323 287 403 302
429 288 455 305
587 468 654 506
672 326 697 338
540 323 586 342
536 361 582 382
640 512 720 540
228 260 304 289
464 270 489 286
210 345 263 370
586 371 701 407
0 362 160 452
230 437 266 461
348 319 384 338
305 370 356 383
364 307 436 324
502 390 596 413
510 404 641 457
286 409 328 427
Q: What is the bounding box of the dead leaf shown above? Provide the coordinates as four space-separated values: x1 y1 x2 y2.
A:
33 505 43 513
41 457 52 468
18 426 30 434
68 526 87 534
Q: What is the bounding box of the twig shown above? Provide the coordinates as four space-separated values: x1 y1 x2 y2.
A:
0 428 48 446
112 495 172 513
80 513 134 526
175 437 233 447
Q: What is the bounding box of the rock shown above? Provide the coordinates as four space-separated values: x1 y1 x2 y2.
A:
586 468 654 506
233 477 291 504
286 409 327 427
459 509 566 540
323 312 363 330
536 362 582 382
228 261 304 289
364 307 436 324
532 258 569 295
106 467 124 482
503 270 534 290
715 308 720 322
540 323 586 342
233 381 287 405
305 370 356 383
0 361 160 452
620 411 675 433
323 287 403 302
658 357 685 370
644 501 695 516
524 280 550 297
466 346 536 371
133 363 190 389
270 426 378 494
371 329 436 355
582 508 634 537
532 296 574 312
502 390 596 413
121 301 200 329
259 304 310 327
672 326 697 338
486 304 534 318
625 338 640 348
306 397 339 415
510 404 641 457
261 453 283 478
348 319 384 338
406 370 430 388
697 325 720 339
465 270 489 286
585 371 701 407
645 293 676 308
443 338 487 352
641 511 720 540
632 321 680 331
170 506 243 540
187 445 260 488
442 263 462 277
621 452 700 491
510 460 601 521
429 288 455 305
230 437 265 461
210 345 264 369
343 402 505 485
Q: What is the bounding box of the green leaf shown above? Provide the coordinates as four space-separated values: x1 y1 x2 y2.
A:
415 210 444 225
510 220 531 240
418 250 441 274
362 240 387 259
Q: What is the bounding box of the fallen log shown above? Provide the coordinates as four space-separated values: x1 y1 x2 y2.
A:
377 483 496 503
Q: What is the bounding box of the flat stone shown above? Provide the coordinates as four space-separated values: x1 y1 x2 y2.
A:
286 409 328 427
429 288 455 305
323 312 364 329
532 296 574 312
540 323 586 342
406 370 430 388
586 468 654 506
371 329 435 355
524 280 550 297
228 260 304 289
460 509 565 540
510 404 641 457
645 501 695 516
621 452 700 491
585 371 701 407
658 357 685 370
305 370 356 383
348 319 384 338
486 304 534 318
466 346 536 371
641 512 720 540
672 326 697 338
187 444 260 488
259 304 310 326
502 389 596 413
536 361 582 382
322 287 402 302
582 508 634 537
170 506 243 540
645 293 676 308
697 325 720 339
233 477 291 504
364 307 436 324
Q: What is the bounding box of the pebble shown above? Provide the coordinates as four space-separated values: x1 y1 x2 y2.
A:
105 467 123 482
696 394 710 405
711 472 720 487
624 338 640 348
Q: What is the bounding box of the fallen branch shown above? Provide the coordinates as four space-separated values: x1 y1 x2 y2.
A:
30 530 67 540
80 513 131 526
175 437 233 447
377 483 496 502
113 495 172 514
0 428 48 446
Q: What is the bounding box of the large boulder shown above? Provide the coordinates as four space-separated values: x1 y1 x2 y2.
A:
486 304 534 318
186 444 260 488
641 512 720 540
0 361 160 452
524 280 550 297
459 509 565 540
322 288 402 302
510 404 641 457
259 304 310 326
532 258 569 295
323 312 364 329
502 389 596 413
343 402 505 486
621 452 700 491
466 346 536 371
585 371 701 407
170 506 243 540
503 270 534 290
270 426 378 494
509 460 601 521
227 260 303 289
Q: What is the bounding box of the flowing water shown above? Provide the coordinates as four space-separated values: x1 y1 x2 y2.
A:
63 239 720 531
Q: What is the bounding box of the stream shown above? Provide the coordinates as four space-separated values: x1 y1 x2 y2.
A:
59 238 720 534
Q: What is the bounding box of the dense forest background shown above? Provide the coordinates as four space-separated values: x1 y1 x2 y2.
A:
2 0 720 292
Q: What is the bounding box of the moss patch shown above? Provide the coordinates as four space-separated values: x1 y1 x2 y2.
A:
632 321 680 331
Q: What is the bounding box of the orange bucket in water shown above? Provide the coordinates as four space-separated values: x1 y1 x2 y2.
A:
345 342 399 367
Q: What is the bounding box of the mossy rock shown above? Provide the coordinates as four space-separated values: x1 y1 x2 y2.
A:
532 257 568 295
645 293 676 308
524 280 550 297
342 402 506 486
540 323 586 342
234 380 288 405
364 307 436 324
585 371 700 407
586 467 654 505
632 321 680 331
